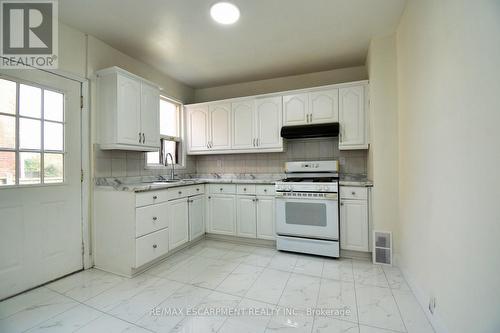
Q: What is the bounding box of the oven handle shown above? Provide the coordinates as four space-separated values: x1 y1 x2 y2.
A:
275 192 338 200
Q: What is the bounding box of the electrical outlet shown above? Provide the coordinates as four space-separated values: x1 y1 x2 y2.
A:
428 296 436 314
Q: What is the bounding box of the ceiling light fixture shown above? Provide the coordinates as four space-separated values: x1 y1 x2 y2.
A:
210 2 240 25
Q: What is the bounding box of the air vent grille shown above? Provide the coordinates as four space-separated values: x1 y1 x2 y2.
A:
373 231 392 265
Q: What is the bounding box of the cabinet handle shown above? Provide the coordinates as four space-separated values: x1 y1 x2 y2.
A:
256 138 259 146
152 244 157 249
139 133 142 143
253 138 255 147
219 188 223 192
196 188 200 191
178 191 182 195
351 191 356 195
243 188 247 191
340 202 344 206
142 133 145 143
153 216 157 221
208 196 211 199
264 189 267 192
153 195 158 200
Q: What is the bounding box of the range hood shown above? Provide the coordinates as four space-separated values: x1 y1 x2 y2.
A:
280 123 339 139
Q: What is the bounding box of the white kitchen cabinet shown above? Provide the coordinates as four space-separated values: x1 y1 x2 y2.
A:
237 196 257 238
339 86 368 150
340 186 369 252
207 194 236 235
283 92 309 126
168 198 189 251
255 96 283 149
209 103 232 150
188 194 205 240
256 196 275 240
97 67 160 151
309 89 339 124
232 100 255 149
186 105 209 152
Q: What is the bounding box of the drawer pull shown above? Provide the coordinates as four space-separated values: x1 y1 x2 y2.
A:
178 191 182 195
219 188 223 191
243 188 247 191
351 191 356 195
152 217 157 221
196 188 200 191
264 189 267 192
153 195 158 200
152 244 158 249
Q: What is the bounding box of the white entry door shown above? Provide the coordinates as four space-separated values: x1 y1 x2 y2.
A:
0 69 83 300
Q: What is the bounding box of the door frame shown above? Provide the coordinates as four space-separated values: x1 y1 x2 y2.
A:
46 68 91 269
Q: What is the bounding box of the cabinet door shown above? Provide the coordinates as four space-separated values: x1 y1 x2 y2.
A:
236 196 257 238
189 195 205 240
116 74 142 145
283 93 309 126
187 105 209 152
232 100 256 149
209 103 231 150
140 83 160 148
168 198 189 251
256 96 283 149
339 86 366 148
310 89 339 124
340 199 369 252
208 195 236 235
256 196 275 240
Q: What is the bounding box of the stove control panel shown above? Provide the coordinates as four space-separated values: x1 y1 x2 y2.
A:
275 182 338 193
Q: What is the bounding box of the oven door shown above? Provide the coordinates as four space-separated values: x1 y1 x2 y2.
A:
275 192 339 240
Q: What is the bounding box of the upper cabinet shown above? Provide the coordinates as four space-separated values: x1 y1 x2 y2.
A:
283 89 339 126
97 67 160 151
339 85 368 150
185 81 368 154
186 97 283 154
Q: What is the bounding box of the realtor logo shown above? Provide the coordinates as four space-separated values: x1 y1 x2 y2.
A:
1 0 58 68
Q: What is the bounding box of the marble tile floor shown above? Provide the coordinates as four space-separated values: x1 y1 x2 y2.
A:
0 239 434 333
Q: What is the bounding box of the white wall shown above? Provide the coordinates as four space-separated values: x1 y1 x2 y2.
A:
366 35 400 255
396 1 500 332
193 66 367 102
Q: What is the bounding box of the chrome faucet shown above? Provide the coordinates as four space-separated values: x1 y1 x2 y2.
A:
164 153 175 180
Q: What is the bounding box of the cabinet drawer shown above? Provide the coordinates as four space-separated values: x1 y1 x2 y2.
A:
340 186 368 200
135 228 169 267
168 184 205 200
135 202 169 237
136 190 169 207
237 184 256 195
209 184 237 194
256 185 275 196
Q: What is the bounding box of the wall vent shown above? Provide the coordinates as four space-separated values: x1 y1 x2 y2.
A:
373 231 392 265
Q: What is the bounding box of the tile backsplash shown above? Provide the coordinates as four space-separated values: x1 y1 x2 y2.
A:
195 138 367 175
93 138 367 178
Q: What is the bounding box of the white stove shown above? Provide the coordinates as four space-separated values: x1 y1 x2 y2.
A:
275 161 340 258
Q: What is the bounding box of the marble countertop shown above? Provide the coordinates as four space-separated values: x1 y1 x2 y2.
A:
95 173 372 192
95 174 282 192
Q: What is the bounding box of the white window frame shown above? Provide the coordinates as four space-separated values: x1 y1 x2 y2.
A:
145 96 186 170
0 76 66 188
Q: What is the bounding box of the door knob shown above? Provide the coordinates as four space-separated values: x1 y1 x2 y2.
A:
152 244 158 249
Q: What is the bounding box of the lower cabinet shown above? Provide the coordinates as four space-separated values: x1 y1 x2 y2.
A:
340 186 370 252
208 194 237 235
168 198 189 251
256 196 275 240
188 194 205 240
208 184 276 240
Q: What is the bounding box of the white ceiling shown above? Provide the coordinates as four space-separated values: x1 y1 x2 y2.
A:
59 0 406 88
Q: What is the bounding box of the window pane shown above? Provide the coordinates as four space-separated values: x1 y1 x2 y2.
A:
44 90 64 122
146 151 160 165
19 152 40 184
19 118 41 149
159 99 178 136
0 79 16 115
164 140 178 164
19 84 41 118
0 115 16 149
44 121 63 151
44 153 63 183
0 151 16 186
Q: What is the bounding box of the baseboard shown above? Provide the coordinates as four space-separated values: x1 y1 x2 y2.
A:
399 264 449 333
205 233 276 248
340 249 371 261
